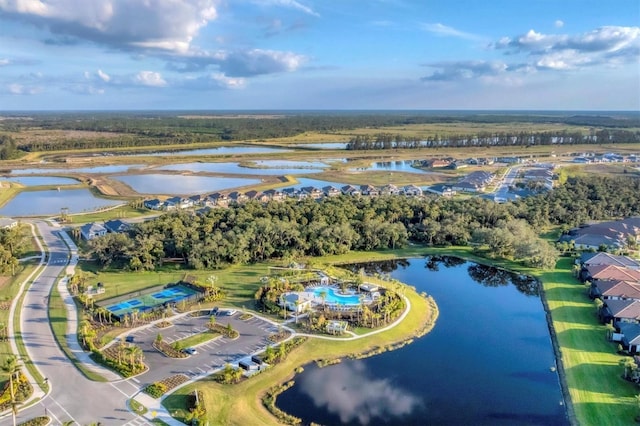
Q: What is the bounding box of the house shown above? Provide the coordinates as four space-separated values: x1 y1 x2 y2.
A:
360 185 379 196
452 171 494 193
326 320 348 335
582 264 640 283
79 222 107 240
341 185 361 196
103 219 131 234
323 186 341 197
424 158 452 168
590 280 640 301
561 217 640 251
300 186 323 199
580 252 640 270
380 184 400 196
228 191 248 204
207 192 229 207
602 299 640 325
245 190 270 203
0 217 18 229
165 196 193 210
402 185 423 197
263 189 286 202
188 194 204 206
619 322 640 353
144 199 164 210
280 292 313 312
425 184 456 197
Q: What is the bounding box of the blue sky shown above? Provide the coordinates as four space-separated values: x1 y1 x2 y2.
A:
0 0 638 110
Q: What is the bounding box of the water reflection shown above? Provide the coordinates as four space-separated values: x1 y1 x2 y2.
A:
298 361 421 425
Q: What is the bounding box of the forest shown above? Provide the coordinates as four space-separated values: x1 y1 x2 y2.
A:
1 111 638 152
87 175 640 273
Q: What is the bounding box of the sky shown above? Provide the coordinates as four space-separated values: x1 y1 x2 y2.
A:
0 0 638 110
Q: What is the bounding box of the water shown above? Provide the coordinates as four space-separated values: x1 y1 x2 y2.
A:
351 160 428 174
0 176 79 186
10 164 145 174
293 143 349 150
0 189 122 216
126 146 290 157
311 286 362 306
155 161 326 175
288 177 348 190
113 174 261 194
277 257 566 426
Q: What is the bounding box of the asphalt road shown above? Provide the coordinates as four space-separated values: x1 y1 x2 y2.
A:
1 222 146 426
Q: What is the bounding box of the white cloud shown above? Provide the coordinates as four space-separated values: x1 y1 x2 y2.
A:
7 83 41 95
255 0 319 17
422 60 509 82
422 23 483 41
0 0 218 53
555 20 564 29
97 69 110 82
0 59 9 66
134 71 166 87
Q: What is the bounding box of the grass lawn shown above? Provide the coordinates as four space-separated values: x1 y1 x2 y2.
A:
172 330 221 351
66 205 151 224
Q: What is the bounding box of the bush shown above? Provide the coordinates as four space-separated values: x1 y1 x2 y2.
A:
17 417 50 426
144 382 168 398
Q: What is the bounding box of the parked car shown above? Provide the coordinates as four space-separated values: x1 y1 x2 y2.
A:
184 347 198 355
125 335 134 343
211 307 219 316
225 309 237 316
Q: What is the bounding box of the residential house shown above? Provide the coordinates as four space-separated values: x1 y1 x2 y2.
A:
79 222 107 240
228 191 248 204
282 188 302 199
245 190 270 203
322 186 341 197
424 158 452 168
207 192 229 207
581 264 640 283
263 189 286 202
590 280 640 301
580 252 640 271
188 194 204 206
601 299 640 325
380 184 400 196
144 199 164 210
360 184 379 196
103 219 131 234
426 184 456 197
619 322 640 353
300 186 324 200
280 292 313 313
452 171 493 193
341 185 361 196
165 196 193 210
561 217 640 251
402 185 423 197
0 217 18 229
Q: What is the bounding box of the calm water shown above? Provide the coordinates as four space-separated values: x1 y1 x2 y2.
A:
0 189 122 216
351 160 428 174
277 257 567 426
155 161 326 175
293 143 349 150
1 176 79 186
113 174 261 194
126 145 290 157
10 164 145 174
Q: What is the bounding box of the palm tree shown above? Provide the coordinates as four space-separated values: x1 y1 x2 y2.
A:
2 355 21 426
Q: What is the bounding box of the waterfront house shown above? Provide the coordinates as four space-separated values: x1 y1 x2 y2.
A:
228 191 248 204
580 252 640 270
144 199 163 210
207 192 229 207
341 185 361 196
602 299 640 325
619 322 640 353
165 196 193 210
80 222 107 240
590 279 640 301
402 185 423 197
323 186 341 197
426 184 456 197
582 264 640 283
263 189 286 202
103 219 131 234
300 186 323 199
360 184 379 196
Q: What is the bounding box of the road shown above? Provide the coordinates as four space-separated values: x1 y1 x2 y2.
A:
2 221 146 426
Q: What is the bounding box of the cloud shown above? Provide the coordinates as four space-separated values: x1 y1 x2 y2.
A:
422 23 482 41
255 0 319 17
6 83 41 95
0 59 9 66
133 71 166 87
298 362 421 424
181 73 246 90
555 20 564 29
492 26 640 70
0 0 218 53
97 69 110 82
422 60 509 82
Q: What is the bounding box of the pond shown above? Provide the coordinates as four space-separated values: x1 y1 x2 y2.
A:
292 142 349 150
276 257 567 426
286 177 348 190
0 189 122 216
154 161 326 175
126 145 291 157
113 174 261 195
350 160 428 174
0 176 80 186
10 164 145 174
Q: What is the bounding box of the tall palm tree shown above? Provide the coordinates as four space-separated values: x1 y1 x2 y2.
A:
2 355 21 426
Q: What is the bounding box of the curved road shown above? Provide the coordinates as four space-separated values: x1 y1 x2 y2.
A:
1 222 145 426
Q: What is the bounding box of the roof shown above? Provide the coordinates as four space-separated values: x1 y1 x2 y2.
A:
586 265 640 282
619 322 640 345
567 218 640 248
80 222 107 237
605 299 640 319
601 281 640 300
582 252 640 269
103 219 131 233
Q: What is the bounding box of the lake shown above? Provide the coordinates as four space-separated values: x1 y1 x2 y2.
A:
155 161 327 175
0 189 122 216
113 174 262 194
0 176 79 186
126 145 290 157
277 257 567 426
10 164 145 174
350 160 428 174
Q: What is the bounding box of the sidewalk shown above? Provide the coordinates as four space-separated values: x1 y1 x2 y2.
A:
57 230 122 382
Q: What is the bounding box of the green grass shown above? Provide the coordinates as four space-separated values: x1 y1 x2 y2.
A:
65 205 150 224
129 398 147 415
172 330 221 351
47 282 107 382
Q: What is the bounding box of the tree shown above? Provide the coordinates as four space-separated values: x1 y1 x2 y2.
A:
2 355 20 426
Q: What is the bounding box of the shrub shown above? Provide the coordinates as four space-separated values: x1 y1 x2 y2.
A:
144 382 168 398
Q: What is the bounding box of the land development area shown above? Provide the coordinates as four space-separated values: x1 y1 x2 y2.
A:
0 111 639 425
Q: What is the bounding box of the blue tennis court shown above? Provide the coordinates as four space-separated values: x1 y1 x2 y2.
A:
104 285 199 319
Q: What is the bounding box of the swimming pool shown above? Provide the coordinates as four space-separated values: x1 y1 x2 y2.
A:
105 285 198 318
310 286 363 306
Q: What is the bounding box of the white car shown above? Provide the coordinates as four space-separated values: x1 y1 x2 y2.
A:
225 309 237 316
184 347 198 355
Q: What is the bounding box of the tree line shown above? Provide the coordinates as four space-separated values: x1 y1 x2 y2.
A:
346 129 640 150
1 112 639 153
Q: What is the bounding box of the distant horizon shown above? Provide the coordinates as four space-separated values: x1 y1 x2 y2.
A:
1 1 638 110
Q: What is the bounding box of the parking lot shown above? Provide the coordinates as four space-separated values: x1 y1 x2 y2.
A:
120 311 281 386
